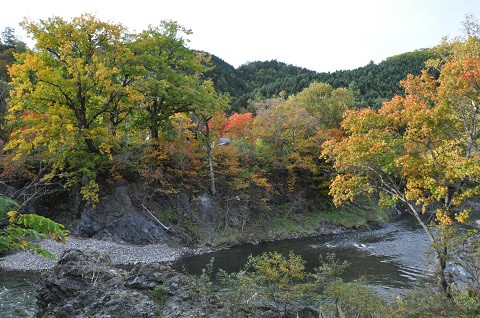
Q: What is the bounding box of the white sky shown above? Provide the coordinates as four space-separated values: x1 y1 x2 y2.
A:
1 0 479 72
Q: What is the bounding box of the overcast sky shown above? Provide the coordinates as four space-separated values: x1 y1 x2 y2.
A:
1 0 479 72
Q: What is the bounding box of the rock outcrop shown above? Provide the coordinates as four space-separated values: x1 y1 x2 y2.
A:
36 249 320 318
65 180 226 245
37 248 211 317
36 249 158 317
72 181 173 245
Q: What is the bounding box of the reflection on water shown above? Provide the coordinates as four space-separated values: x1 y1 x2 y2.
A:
173 214 433 291
0 270 38 318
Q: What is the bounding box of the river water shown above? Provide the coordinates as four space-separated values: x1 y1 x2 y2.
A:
0 214 433 317
0 271 38 318
173 214 432 290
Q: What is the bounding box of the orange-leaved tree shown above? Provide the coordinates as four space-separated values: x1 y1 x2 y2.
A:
223 112 255 163
323 50 480 293
141 114 203 194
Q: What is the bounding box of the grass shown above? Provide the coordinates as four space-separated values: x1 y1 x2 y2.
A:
151 284 169 305
199 198 389 247
307 199 389 229
263 197 389 239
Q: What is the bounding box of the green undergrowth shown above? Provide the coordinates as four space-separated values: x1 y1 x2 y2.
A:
310 200 389 229
201 198 389 247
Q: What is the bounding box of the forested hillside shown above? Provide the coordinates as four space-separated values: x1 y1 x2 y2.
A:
203 54 249 99
0 28 26 142
207 49 435 111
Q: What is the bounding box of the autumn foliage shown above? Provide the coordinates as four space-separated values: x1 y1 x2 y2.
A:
322 32 480 292
2 15 227 202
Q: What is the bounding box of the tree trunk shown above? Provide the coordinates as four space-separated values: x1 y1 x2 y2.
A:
435 245 449 293
406 201 449 293
149 98 160 140
205 123 216 196
85 137 97 153
79 119 97 153
109 115 117 137
150 126 158 140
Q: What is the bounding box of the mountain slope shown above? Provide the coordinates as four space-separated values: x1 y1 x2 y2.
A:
206 49 435 111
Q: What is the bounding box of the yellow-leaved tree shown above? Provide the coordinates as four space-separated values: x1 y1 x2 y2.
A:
5 14 142 203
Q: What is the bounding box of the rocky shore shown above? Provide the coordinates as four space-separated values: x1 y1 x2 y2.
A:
36 248 318 318
0 236 211 271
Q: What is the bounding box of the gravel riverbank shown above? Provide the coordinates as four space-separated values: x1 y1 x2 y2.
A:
0 236 212 271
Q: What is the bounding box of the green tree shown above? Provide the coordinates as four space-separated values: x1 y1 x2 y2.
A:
0 27 27 144
133 21 215 140
286 82 354 130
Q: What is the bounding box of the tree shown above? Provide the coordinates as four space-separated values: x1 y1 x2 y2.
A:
252 92 337 197
133 21 213 140
193 87 230 196
5 14 140 202
141 113 203 194
323 53 480 293
245 251 313 316
323 17 480 292
224 112 254 139
0 27 27 144
224 112 255 158
285 82 353 130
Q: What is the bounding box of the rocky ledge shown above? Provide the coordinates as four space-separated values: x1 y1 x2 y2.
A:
37 248 319 318
37 248 200 317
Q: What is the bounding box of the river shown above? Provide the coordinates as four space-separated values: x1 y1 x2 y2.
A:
173 214 431 290
0 214 433 317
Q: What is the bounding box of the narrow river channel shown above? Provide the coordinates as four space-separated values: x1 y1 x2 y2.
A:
0 214 433 317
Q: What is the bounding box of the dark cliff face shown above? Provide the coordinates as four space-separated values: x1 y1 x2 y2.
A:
12 174 387 248
25 177 382 247
30 178 239 245
70 180 234 245
72 181 172 244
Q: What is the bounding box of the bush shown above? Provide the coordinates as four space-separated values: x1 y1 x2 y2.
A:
245 251 315 316
151 284 168 305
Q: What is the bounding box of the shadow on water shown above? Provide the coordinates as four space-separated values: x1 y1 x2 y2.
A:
172 214 433 291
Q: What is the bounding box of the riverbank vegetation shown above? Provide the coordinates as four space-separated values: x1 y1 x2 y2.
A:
0 14 393 245
0 12 479 317
182 250 480 317
323 15 480 293
0 195 68 258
